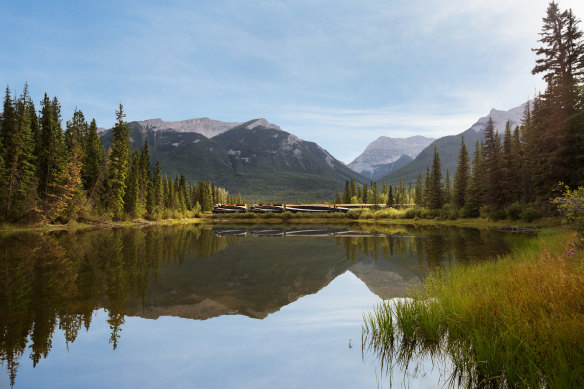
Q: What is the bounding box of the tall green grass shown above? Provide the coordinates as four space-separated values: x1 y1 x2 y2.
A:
363 229 584 387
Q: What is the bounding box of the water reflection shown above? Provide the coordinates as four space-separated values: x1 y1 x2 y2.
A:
0 224 531 387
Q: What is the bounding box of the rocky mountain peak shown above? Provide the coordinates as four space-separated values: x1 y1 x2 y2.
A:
348 135 434 180
469 103 526 133
136 117 241 138
245 118 282 131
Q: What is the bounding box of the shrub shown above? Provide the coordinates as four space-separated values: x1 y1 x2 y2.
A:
491 209 507 221
461 207 479 218
420 209 439 219
404 208 417 219
521 206 543 223
553 186 584 245
479 205 492 219
280 211 293 220
346 209 365 219
440 204 458 220
506 202 522 221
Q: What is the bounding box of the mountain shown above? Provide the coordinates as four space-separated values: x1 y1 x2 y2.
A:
101 117 366 202
379 104 526 185
348 135 434 180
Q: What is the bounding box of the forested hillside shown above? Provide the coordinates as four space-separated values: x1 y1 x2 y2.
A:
0 94 235 223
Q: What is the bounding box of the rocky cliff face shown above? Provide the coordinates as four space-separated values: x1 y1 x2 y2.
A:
136 117 242 138
348 135 434 180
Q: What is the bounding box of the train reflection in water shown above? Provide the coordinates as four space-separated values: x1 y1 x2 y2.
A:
213 203 388 214
213 227 390 238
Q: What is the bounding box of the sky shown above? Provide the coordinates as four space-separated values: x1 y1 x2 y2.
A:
1 0 583 163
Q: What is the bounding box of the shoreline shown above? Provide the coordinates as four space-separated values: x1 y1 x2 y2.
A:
0 214 559 232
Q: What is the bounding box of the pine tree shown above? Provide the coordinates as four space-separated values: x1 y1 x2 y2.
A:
343 180 350 203
428 146 443 209
424 167 431 208
483 118 505 209
123 150 140 217
82 119 105 191
371 182 378 206
38 93 66 200
465 141 484 217
511 125 523 202
387 185 394 207
2 86 37 220
153 161 162 212
444 169 451 205
453 137 470 208
414 172 423 206
139 141 151 210
363 183 368 203
106 104 130 218
65 108 88 152
501 121 517 204
532 2 584 188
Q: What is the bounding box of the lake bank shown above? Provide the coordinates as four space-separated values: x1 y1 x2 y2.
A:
363 227 584 387
0 213 559 232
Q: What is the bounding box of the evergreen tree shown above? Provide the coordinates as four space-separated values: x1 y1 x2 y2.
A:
424 167 431 207
82 119 105 191
444 169 451 205
153 161 162 212
511 125 523 202
123 150 140 217
371 182 378 206
343 180 350 203
465 141 484 217
483 118 505 209
453 137 470 208
387 185 394 207
428 145 443 209
2 86 37 220
532 2 584 188
38 93 67 201
106 104 130 218
65 108 88 152
414 172 423 206
363 183 368 203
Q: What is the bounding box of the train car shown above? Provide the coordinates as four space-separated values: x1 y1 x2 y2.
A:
212 204 248 213
250 204 285 213
332 204 387 213
282 204 337 213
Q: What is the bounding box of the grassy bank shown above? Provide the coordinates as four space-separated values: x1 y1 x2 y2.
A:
363 228 584 387
0 217 207 232
208 210 558 229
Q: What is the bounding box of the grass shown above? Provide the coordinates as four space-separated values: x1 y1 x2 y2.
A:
362 228 584 387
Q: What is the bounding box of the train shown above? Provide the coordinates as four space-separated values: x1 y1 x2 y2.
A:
212 203 388 214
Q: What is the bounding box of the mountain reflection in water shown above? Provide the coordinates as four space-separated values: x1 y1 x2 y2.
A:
0 224 530 387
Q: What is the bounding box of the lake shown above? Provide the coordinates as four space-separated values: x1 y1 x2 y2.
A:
0 224 534 388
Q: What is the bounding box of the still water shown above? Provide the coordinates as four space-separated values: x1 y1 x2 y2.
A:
0 224 534 388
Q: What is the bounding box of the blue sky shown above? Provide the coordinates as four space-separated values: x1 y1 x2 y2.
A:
1 0 583 163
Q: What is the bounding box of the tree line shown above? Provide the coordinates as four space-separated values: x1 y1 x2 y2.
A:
0 89 238 223
340 2 584 220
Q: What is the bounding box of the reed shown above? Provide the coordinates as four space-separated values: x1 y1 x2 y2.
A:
363 228 584 387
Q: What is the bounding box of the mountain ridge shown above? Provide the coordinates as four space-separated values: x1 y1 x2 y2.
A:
348 135 434 180
101 117 366 202
379 103 527 185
